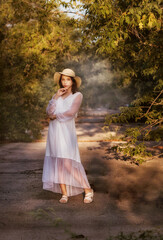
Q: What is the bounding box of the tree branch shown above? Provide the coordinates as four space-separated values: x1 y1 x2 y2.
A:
145 90 163 115
138 90 163 120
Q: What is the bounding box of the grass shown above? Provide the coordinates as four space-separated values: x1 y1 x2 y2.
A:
106 230 163 240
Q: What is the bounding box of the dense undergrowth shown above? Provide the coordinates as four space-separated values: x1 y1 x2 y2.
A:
104 90 162 165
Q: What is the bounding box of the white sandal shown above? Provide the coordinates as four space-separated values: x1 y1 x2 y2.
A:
84 189 94 203
59 195 68 204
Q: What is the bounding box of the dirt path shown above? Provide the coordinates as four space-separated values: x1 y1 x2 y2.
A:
0 121 162 240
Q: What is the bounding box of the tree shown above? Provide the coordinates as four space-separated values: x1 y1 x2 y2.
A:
81 0 162 136
0 0 81 141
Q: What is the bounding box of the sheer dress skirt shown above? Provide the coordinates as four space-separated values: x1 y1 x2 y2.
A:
42 119 91 197
42 156 91 196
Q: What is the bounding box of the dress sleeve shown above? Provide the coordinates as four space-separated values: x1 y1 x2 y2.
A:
46 94 57 116
56 93 83 122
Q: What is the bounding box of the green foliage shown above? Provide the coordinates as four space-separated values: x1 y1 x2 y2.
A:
105 89 162 143
81 0 162 145
1 0 162 142
0 0 81 141
29 207 63 227
105 106 143 124
113 127 152 165
82 0 162 96
105 91 162 164
147 126 163 142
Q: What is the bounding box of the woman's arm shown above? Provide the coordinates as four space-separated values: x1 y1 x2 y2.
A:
56 93 83 122
46 94 58 116
46 87 71 117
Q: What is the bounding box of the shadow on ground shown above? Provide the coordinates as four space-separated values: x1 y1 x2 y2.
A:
0 129 162 240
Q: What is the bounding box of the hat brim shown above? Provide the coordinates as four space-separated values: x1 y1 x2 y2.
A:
54 72 82 88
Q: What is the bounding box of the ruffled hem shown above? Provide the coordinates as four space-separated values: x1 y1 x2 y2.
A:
42 156 91 196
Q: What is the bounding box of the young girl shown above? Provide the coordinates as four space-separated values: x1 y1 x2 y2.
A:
42 68 94 204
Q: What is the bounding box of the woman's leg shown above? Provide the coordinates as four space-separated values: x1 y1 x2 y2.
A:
59 184 68 203
84 188 92 194
59 158 92 196
60 185 92 195
60 184 92 195
59 183 67 195
59 180 92 203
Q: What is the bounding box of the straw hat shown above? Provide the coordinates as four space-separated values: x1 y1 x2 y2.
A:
54 68 82 88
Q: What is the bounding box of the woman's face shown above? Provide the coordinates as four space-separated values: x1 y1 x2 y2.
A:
61 75 73 89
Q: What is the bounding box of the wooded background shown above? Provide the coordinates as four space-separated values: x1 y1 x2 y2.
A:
0 0 162 142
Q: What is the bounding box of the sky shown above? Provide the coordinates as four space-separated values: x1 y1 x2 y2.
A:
59 0 85 19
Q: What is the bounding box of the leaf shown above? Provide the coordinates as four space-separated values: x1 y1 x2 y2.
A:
125 16 130 24
139 21 143 29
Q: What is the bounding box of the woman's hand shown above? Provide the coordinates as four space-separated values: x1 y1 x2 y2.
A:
49 114 56 120
53 87 69 99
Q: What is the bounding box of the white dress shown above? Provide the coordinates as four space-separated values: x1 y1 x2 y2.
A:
42 91 91 196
